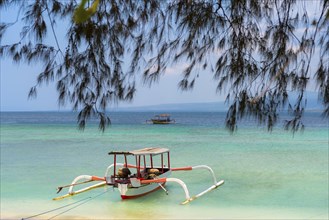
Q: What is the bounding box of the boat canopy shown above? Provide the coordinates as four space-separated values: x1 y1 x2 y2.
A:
156 114 170 117
108 147 169 156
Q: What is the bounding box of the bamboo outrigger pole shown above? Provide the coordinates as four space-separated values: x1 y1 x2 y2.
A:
181 180 224 205
53 182 106 201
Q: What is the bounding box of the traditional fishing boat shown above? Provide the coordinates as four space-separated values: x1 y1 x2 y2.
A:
54 147 224 204
146 114 175 124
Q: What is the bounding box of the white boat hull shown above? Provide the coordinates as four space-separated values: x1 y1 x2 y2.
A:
118 171 171 199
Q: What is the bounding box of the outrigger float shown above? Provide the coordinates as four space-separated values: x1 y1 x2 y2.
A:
54 147 224 204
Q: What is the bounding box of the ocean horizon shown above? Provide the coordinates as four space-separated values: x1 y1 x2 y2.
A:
1 111 328 219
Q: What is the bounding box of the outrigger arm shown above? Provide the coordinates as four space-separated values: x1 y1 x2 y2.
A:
53 175 106 201
171 165 225 204
172 165 219 185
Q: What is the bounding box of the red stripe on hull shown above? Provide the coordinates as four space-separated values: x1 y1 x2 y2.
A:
120 183 165 199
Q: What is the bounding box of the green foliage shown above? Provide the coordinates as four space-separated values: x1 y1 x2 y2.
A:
0 0 328 132
73 0 99 24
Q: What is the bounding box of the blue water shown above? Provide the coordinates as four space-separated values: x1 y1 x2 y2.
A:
1 112 328 219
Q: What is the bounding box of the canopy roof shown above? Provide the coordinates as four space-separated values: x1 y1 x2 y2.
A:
109 147 169 156
155 114 170 117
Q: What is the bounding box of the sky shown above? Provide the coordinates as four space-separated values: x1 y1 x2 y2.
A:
0 1 323 112
0 56 221 111
0 4 221 112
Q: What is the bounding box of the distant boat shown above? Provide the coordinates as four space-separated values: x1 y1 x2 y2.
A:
147 114 175 124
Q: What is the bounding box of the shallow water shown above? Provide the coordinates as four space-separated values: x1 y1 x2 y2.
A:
1 112 328 219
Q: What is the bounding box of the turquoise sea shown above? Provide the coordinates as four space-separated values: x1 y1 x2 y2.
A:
0 112 328 219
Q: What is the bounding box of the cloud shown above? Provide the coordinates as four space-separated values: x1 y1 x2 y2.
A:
164 62 190 75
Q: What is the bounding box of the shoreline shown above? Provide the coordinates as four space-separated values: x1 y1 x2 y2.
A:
3 205 328 220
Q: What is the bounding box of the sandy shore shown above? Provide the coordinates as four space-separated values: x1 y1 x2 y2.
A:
3 206 328 220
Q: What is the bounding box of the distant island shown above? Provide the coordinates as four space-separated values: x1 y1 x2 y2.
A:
110 92 323 112
112 102 227 112
0 92 322 113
